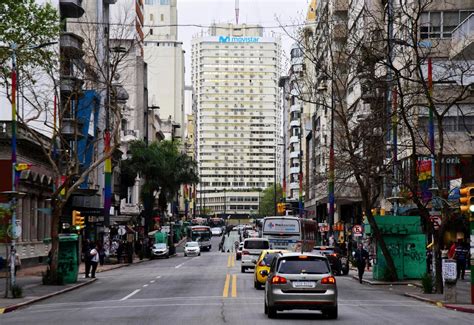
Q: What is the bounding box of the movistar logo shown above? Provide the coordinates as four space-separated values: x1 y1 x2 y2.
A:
218 36 260 43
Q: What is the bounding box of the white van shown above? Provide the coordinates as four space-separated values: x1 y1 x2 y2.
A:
241 238 270 273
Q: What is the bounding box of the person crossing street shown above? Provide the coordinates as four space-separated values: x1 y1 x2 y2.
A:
354 243 369 284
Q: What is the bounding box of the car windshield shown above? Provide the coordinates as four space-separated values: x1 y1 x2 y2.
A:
154 244 166 249
277 257 330 274
244 240 269 250
186 242 199 247
262 253 279 266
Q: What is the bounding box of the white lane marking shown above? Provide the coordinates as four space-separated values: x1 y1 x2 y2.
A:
150 280 155 283
120 289 141 301
156 275 161 279
175 262 185 269
143 284 149 287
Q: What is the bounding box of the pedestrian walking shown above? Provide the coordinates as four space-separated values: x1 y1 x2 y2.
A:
8 251 21 276
83 239 92 278
89 242 99 278
117 241 124 264
98 242 106 266
454 238 468 280
353 243 369 284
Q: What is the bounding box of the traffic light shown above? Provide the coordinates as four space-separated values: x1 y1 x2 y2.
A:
72 210 85 230
277 203 285 214
459 187 474 213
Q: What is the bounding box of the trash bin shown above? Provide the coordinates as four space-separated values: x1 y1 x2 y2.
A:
57 234 79 284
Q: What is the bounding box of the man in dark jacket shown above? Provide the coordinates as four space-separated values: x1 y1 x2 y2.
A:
454 239 469 280
354 243 369 284
82 239 92 278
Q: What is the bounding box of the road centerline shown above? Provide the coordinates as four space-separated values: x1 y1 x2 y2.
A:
231 274 237 297
223 274 231 297
120 289 141 301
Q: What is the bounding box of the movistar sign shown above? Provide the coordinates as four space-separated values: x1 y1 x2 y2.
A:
218 36 260 43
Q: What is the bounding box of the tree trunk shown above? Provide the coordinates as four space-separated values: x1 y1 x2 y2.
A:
362 196 398 281
48 204 61 284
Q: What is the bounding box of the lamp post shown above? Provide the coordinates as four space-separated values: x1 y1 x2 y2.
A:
2 41 56 297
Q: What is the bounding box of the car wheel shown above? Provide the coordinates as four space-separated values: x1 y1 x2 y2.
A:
254 280 262 290
264 300 268 315
241 266 245 273
198 253 201 256
166 254 169 259
267 306 277 319
325 306 338 319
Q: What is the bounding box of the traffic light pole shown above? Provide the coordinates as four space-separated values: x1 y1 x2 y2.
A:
471 212 473 304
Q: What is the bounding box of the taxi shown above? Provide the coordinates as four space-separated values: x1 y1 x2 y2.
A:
253 249 287 289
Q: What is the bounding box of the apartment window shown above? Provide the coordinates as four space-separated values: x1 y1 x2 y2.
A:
160 0 170 4
149 29 153 35
420 11 474 39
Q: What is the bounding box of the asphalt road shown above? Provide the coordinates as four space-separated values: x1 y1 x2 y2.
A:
1 236 473 325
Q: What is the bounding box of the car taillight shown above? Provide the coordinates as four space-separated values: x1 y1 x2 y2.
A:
330 253 337 257
321 276 336 284
271 276 287 284
242 250 249 255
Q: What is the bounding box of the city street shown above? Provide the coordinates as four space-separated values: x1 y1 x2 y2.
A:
0 237 472 325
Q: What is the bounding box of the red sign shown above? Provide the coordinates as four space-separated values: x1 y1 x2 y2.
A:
352 225 363 234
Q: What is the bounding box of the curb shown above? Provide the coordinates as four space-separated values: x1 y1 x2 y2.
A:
0 278 97 314
352 275 422 287
403 292 443 306
444 304 474 314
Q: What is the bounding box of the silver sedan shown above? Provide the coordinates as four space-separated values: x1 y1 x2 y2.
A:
263 253 338 319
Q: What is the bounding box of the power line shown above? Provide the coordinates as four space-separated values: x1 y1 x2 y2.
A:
67 20 304 29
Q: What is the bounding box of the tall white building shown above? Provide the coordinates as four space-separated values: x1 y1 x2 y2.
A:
144 0 185 140
192 23 282 216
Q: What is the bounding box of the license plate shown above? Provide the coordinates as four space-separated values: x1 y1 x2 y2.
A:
292 281 316 288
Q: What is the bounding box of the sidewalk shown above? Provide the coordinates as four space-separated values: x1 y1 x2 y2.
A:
0 257 147 314
351 268 473 314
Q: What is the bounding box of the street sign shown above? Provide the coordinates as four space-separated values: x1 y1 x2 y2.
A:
429 211 441 230
118 226 126 236
352 225 363 235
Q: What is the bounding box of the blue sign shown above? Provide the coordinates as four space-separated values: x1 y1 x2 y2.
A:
218 36 260 43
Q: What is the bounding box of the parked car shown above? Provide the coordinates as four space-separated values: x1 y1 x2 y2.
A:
253 250 287 289
263 253 338 319
184 241 201 257
211 227 223 236
312 246 349 275
151 243 169 259
236 242 244 260
241 238 270 273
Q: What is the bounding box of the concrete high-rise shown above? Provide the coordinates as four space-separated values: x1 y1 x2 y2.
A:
144 0 185 140
192 23 282 216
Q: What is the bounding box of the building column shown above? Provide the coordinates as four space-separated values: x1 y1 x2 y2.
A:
31 195 38 241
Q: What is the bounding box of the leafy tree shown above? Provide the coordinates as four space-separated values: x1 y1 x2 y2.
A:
126 140 199 230
258 184 283 217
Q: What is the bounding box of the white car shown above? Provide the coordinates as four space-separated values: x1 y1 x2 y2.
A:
151 243 169 259
184 241 201 256
211 227 223 236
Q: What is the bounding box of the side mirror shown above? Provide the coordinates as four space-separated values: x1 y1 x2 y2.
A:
260 270 269 277
252 259 257 264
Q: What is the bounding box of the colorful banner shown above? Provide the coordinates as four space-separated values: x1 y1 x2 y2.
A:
417 160 432 202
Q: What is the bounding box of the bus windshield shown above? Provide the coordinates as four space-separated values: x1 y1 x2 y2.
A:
191 228 211 241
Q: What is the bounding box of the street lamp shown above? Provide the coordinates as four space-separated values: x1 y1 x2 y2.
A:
1 41 56 297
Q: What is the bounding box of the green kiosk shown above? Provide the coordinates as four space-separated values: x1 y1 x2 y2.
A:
364 215 426 280
44 233 80 284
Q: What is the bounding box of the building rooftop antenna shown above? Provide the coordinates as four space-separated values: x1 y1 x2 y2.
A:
235 0 239 25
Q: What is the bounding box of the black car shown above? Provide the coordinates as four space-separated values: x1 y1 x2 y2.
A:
312 246 349 275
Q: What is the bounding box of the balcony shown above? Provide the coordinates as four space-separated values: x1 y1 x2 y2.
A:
60 33 84 58
290 167 300 174
60 75 83 95
121 129 140 141
290 151 300 159
59 0 84 18
333 21 348 40
290 104 301 113
289 135 300 144
290 119 300 127
451 14 474 60
334 0 348 13
61 118 84 140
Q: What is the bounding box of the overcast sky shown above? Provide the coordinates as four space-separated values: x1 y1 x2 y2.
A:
177 0 311 84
